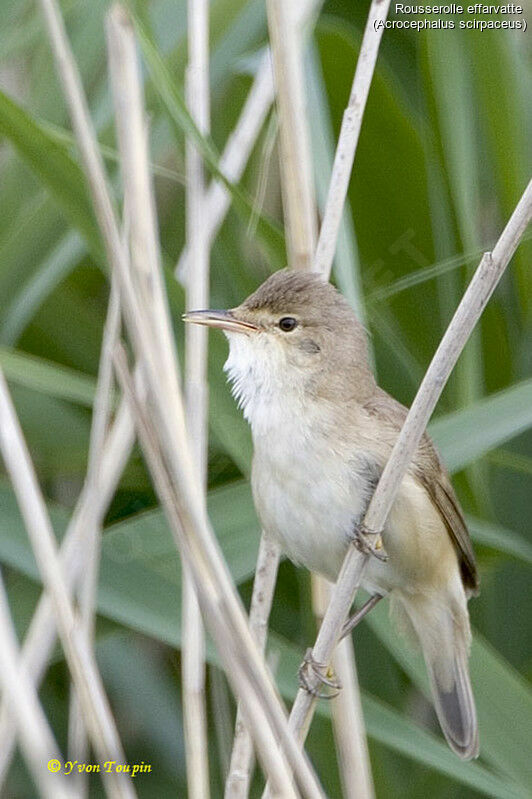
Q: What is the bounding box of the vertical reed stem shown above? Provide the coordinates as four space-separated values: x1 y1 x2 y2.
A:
182 0 211 796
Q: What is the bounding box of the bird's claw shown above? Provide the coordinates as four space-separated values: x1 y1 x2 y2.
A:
352 522 388 562
298 648 342 699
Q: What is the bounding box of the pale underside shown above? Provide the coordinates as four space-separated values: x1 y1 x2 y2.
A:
225 328 465 595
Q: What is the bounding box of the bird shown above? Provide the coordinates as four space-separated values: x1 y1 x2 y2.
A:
184 268 479 760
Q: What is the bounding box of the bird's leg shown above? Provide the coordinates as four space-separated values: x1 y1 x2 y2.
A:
297 594 384 698
297 522 386 700
352 521 388 562
298 648 342 699
340 593 384 639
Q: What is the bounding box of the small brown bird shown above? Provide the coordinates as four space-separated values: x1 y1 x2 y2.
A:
185 268 479 759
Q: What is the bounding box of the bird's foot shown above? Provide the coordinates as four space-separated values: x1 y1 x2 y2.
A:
352 522 388 562
298 648 342 699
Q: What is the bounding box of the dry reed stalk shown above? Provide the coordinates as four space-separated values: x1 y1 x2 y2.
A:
225 536 280 798
0 574 70 799
226 0 319 793
67 274 122 799
313 0 391 279
177 0 323 281
266 0 317 270
176 48 273 282
104 7 324 796
4 0 323 790
0 367 135 799
312 580 374 799
233 1 379 794
332 640 374 799
0 396 136 788
283 179 532 745
182 0 211 796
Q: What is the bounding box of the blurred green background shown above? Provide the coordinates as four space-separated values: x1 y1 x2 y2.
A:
0 0 531 796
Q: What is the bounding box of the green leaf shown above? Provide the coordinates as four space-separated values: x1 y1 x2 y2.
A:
0 347 101 408
306 41 366 325
39 118 186 185
96 634 186 782
0 232 86 346
487 448 532 476
6 386 90 474
367 244 481 304
357 693 526 799
315 18 441 404
0 89 104 265
0 482 68 581
469 634 532 788
423 24 488 509
467 516 532 566
209 0 267 87
429 380 532 472
469 30 532 319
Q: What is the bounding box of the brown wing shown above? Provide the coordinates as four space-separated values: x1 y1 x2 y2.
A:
416 464 479 595
364 389 479 595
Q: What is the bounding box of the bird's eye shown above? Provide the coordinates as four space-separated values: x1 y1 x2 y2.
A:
278 317 298 332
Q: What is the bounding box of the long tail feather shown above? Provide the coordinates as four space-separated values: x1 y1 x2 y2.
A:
393 593 479 760
426 646 479 759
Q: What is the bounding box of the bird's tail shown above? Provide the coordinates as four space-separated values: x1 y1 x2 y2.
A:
392 592 479 760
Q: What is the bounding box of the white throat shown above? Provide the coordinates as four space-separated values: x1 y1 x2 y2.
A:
223 331 308 437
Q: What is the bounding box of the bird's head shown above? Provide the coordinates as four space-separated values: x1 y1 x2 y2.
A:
183 269 374 425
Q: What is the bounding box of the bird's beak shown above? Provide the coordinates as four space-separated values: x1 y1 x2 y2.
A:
182 309 259 335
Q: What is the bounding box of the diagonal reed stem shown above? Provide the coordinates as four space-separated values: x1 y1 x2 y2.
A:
312 580 374 799
0 394 136 788
67 272 122 799
225 536 281 798
0 367 135 799
285 178 532 746
313 0 391 280
0 573 70 799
